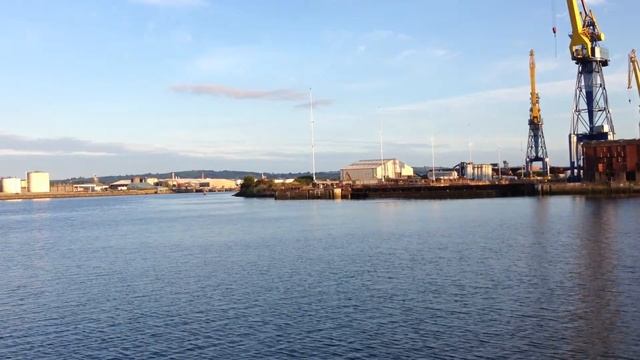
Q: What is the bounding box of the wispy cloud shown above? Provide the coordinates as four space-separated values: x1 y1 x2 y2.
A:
294 99 334 109
0 149 116 157
171 83 334 108
171 84 306 101
130 0 207 7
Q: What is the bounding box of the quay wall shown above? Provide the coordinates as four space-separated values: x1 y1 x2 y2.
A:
350 183 537 200
0 190 163 201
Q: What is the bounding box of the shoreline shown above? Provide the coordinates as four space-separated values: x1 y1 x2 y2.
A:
4 183 640 202
0 190 166 201
240 182 640 200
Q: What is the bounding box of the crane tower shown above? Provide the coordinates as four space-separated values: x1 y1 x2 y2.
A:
566 0 615 181
525 49 550 177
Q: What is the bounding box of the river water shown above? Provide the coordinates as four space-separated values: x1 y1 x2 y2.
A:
1 194 639 358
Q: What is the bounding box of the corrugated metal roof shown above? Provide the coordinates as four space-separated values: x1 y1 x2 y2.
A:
341 159 401 170
110 180 132 185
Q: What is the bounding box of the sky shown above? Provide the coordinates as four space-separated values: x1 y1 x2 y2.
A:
1 0 640 179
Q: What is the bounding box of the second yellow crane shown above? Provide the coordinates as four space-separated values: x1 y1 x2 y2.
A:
628 49 640 137
525 50 549 177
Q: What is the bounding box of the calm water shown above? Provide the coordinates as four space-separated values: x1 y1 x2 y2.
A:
0 194 639 359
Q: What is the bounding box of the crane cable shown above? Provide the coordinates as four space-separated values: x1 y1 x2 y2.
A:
551 0 557 58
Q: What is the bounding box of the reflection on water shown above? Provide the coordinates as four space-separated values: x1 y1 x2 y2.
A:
573 198 619 357
0 194 638 358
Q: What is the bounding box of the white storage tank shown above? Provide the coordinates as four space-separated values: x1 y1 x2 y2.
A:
1 178 22 194
27 171 51 193
472 164 493 181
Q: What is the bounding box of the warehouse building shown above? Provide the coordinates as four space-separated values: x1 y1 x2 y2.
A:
340 159 414 184
109 179 132 190
582 139 640 182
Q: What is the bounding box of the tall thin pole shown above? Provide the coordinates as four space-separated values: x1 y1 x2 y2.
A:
431 136 435 181
498 145 502 179
467 122 472 163
379 118 385 182
309 88 316 183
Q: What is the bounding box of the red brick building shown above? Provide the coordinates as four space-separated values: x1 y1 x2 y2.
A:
582 139 640 182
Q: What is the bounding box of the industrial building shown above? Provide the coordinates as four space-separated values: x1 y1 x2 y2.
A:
426 170 458 180
1 178 22 194
27 171 51 193
73 184 109 192
160 178 238 191
340 159 414 184
582 139 640 182
109 180 132 190
455 162 493 181
0 171 52 194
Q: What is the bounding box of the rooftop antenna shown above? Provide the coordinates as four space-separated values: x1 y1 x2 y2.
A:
309 88 317 183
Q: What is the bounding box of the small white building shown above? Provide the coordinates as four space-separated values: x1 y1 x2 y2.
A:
73 184 108 192
340 159 414 184
109 179 132 190
427 170 458 180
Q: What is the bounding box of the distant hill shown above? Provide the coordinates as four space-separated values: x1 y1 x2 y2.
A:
60 170 341 184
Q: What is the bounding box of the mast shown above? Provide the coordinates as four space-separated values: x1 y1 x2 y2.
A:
309 89 317 183
379 118 385 182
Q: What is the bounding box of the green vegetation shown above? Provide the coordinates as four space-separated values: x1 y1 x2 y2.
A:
235 175 318 198
236 177 277 198
294 175 314 186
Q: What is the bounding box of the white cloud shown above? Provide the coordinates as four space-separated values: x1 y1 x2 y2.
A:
0 150 116 157
171 84 307 101
171 83 333 108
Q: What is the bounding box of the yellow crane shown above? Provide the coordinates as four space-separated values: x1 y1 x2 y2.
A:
566 0 607 63
628 49 640 137
529 50 541 125
628 49 640 101
565 0 614 181
525 50 549 176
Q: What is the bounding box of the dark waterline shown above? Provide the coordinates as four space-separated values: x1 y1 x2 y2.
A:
1 194 639 358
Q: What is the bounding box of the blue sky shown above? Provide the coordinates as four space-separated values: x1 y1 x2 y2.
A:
1 0 639 178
